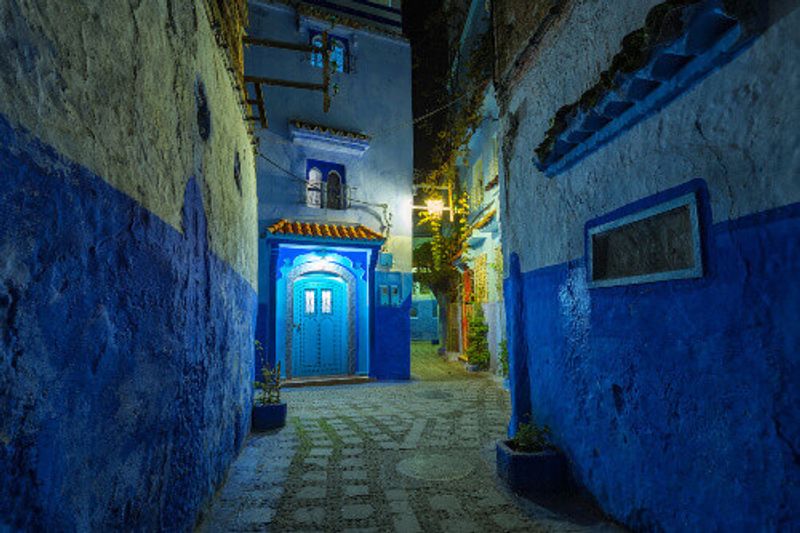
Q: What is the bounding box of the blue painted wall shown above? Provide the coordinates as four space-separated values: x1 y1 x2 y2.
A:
248 0 414 381
498 3 800 529
0 115 256 530
372 272 413 380
505 186 800 530
411 297 439 342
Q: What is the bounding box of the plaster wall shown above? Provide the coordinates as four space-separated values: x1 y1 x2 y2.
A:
0 0 258 285
501 1 800 530
459 90 505 371
247 1 414 275
502 0 799 274
248 1 413 379
0 1 257 529
411 296 439 342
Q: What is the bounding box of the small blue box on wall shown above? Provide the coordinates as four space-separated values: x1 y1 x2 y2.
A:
378 252 393 269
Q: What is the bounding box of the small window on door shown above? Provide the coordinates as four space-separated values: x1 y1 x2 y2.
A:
321 289 333 314
304 289 316 314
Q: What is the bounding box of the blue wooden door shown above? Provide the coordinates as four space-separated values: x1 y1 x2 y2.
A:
292 274 348 376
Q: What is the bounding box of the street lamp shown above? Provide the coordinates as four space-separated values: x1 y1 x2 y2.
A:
424 198 445 218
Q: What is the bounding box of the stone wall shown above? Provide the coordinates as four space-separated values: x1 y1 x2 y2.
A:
0 1 257 529
500 0 800 530
493 0 568 90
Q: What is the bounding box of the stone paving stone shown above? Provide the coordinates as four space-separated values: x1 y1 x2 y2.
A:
342 470 367 481
429 494 463 513
393 514 422 533
388 500 413 514
440 518 481 532
199 357 623 533
384 488 408 501
341 503 374 520
342 447 363 456
295 486 326 500
292 506 326 526
301 470 327 482
237 506 275 526
303 457 328 468
344 485 369 497
308 448 333 457
340 457 365 468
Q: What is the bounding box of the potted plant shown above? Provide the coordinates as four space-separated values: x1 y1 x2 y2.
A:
252 360 287 431
496 423 569 495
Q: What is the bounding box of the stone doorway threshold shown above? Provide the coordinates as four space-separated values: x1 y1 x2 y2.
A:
282 374 374 388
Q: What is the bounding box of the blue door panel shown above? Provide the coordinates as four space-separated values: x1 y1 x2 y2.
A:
292 274 348 377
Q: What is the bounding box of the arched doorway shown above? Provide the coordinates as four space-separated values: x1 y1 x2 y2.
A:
283 256 359 379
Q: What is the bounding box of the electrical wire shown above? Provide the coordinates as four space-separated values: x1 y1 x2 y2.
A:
366 86 478 141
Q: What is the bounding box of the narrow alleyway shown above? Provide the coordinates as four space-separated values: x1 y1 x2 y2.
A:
199 344 621 532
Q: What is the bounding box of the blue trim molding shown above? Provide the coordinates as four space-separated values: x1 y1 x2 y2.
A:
586 184 704 288
534 0 768 176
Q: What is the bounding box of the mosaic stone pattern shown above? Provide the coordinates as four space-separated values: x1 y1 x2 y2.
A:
199 347 622 532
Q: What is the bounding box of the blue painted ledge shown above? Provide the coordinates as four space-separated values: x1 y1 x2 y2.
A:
535 0 761 177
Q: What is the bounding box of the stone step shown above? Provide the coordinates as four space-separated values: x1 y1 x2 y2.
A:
282 375 374 388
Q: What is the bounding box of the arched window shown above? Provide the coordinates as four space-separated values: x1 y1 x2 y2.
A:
307 167 322 207
326 170 343 209
310 34 324 68
308 31 348 73
330 38 346 73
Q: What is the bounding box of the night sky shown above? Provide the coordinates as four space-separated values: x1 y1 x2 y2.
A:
404 1 450 176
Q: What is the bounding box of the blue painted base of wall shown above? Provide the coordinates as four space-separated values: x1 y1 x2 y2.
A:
0 115 256 531
372 283 412 380
506 197 800 530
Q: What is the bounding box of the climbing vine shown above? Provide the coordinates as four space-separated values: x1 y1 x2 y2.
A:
414 27 493 300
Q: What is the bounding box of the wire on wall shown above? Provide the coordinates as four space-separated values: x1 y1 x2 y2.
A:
257 153 394 239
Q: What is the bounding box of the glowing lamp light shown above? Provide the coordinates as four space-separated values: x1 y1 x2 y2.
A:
425 198 445 218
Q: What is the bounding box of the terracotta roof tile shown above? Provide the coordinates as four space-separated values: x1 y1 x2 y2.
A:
267 219 384 241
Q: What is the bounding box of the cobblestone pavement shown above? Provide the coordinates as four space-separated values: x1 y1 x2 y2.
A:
198 348 623 532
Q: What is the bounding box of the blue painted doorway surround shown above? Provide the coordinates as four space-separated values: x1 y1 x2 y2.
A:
292 273 348 376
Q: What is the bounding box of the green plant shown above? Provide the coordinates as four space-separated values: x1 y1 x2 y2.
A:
254 362 282 405
510 423 554 453
466 305 490 370
499 339 509 377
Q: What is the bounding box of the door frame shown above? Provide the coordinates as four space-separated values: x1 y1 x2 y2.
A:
285 261 357 379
